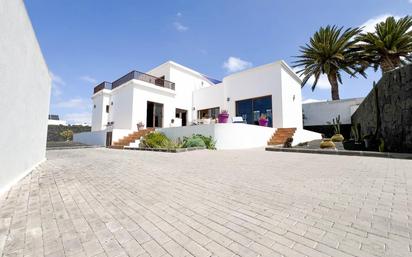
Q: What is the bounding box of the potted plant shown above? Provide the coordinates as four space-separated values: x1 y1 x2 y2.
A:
329 115 344 142
258 114 269 127
218 110 229 123
343 124 363 150
136 121 145 131
320 138 336 149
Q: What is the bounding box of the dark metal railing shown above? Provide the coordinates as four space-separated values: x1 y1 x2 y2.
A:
93 81 112 94
112 71 175 90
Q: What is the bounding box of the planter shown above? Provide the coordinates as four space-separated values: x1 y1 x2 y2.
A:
320 139 336 149
343 140 364 151
331 134 344 142
218 113 229 123
258 119 269 127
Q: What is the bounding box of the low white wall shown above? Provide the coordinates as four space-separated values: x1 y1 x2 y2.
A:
303 98 364 126
74 130 107 146
74 129 135 146
159 123 276 150
292 129 323 146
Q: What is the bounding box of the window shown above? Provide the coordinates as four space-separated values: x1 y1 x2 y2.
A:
236 95 272 127
198 107 220 119
106 105 109 113
93 104 96 109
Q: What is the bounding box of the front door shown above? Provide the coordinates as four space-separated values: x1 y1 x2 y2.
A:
146 101 163 128
106 132 112 147
175 108 187 126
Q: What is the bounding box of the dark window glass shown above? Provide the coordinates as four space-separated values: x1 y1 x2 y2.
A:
106 105 109 113
236 95 272 127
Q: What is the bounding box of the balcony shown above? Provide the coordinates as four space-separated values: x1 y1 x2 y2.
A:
93 82 112 94
112 71 175 90
93 71 175 94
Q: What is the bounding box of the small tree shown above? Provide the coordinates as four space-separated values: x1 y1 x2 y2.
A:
60 130 73 141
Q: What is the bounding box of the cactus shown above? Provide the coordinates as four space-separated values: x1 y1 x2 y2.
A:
351 123 360 142
332 115 341 135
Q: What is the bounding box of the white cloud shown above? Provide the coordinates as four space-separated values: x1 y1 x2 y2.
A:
62 112 91 125
222 57 253 73
54 98 91 110
360 14 401 33
49 71 65 97
80 75 97 84
50 71 65 86
174 22 188 32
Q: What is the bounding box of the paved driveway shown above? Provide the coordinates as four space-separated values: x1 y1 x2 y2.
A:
0 148 411 257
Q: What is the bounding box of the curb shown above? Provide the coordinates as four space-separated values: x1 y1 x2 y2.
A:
265 147 412 160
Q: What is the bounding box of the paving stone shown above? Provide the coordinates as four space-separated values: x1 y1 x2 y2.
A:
0 148 410 257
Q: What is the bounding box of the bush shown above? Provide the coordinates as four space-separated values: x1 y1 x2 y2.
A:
60 130 73 141
182 137 206 148
140 132 175 149
182 134 216 149
48 125 91 141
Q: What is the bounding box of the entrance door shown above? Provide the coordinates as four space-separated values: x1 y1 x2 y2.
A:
146 101 163 128
106 132 112 147
175 108 187 126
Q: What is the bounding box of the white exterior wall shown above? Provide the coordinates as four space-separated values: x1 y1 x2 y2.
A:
280 67 303 128
92 89 111 131
303 98 364 126
108 84 134 129
223 62 284 128
131 81 176 129
0 1 51 193
193 84 224 117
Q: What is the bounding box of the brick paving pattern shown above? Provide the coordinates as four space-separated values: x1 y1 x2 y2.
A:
0 148 411 257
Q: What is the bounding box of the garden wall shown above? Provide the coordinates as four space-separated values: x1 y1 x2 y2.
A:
352 64 412 153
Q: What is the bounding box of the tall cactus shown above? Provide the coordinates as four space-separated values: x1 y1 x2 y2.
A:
332 115 341 134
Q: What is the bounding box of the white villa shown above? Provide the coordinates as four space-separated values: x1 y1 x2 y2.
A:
75 60 321 149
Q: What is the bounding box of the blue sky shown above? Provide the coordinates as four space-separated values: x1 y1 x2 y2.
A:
25 0 411 124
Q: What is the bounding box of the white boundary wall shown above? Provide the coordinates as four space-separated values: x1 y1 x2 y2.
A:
303 98 364 126
0 1 51 194
74 129 135 146
159 124 276 150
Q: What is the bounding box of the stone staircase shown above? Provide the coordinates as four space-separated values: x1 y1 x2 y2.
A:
109 128 154 149
268 128 297 146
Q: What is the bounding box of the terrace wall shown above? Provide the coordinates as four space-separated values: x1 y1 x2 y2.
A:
352 64 412 153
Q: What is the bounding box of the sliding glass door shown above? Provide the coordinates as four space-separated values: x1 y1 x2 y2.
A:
146 101 163 128
235 95 272 127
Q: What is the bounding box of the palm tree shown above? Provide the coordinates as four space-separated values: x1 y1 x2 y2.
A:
357 16 412 73
294 26 366 100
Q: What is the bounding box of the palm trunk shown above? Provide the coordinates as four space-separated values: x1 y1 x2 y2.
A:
381 55 401 73
327 73 340 100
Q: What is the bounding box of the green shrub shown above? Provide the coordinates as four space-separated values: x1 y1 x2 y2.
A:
195 134 216 149
182 137 206 148
60 130 73 141
140 132 175 149
182 134 216 149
